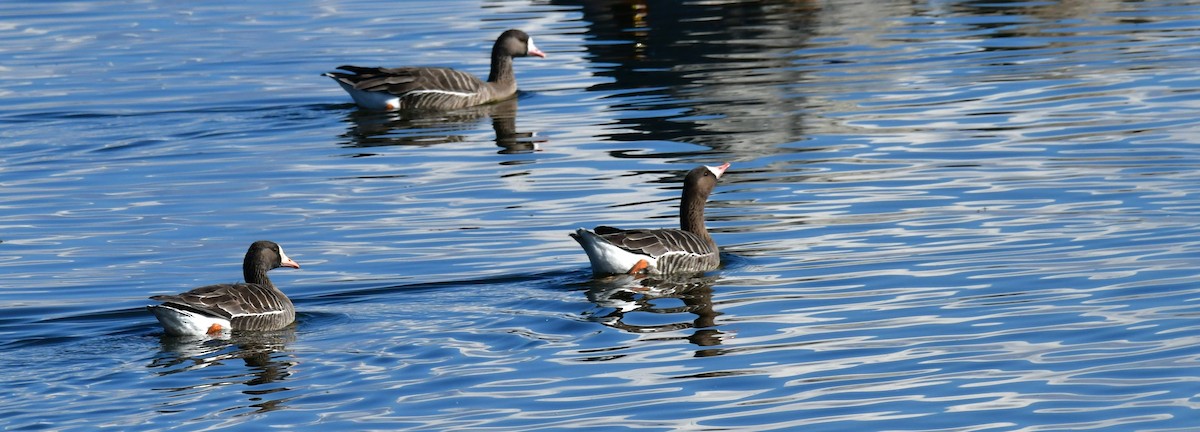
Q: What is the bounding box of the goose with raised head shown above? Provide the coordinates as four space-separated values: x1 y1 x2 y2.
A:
572 163 730 276
324 29 546 112
148 241 301 337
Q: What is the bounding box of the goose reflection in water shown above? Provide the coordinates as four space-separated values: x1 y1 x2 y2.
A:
584 275 726 356
149 328 298 414
336 96 543 155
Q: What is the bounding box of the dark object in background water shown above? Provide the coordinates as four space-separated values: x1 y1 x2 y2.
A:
572 163 730 276
147 240 301 337
324 29 546 112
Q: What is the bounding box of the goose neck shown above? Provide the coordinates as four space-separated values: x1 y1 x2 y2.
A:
244 265 275 289
679 191 712 240
487 51 514 84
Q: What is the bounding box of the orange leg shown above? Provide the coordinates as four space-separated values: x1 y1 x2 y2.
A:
207 323 224 336
627 259 650 275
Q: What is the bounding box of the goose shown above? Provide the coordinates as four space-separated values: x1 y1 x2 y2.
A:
148 241 300 337
324 29 546 112
572 163 730 276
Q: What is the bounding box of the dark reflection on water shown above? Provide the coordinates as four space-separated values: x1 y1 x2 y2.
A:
554 0 818 154
583 274 725 355
150 329 298 415
335 97 543 154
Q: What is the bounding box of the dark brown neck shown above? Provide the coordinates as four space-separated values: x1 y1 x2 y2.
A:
487 50 514 84
679 187 712 240
244 265 274 289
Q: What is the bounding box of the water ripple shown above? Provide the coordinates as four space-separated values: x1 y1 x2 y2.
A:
2 0 1200 430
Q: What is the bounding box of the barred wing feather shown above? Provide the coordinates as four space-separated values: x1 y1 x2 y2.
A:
329 66 483 96
150 283 294 330
593 226 720 274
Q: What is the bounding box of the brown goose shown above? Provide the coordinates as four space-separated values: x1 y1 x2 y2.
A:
324 29 546 112
148 241 300 337
571 163 731 276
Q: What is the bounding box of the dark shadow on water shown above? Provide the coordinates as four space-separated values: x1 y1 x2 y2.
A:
2 305 167 350
582 274 726 357
149 328 298 415
333 96 544 155
302 269 582 306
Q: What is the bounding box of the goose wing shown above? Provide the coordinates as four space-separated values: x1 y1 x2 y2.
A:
327 65 484 96
593 226 717 259
150 283 288 320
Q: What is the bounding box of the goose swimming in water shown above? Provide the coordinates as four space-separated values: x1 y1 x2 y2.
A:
324 29 546 112
148 241 300 337
572 163 730 276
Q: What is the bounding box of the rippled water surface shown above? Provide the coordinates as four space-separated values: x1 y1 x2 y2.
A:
3 0 1200 430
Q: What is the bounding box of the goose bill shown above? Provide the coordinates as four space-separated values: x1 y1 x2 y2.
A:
707 162 731 178
527 38 547 58
279 247 301 269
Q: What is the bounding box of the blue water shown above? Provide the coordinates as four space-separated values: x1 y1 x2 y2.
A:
3 0 1200 430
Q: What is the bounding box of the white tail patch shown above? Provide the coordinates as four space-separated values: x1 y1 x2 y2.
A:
149 305 231 337
334 81 401 111
573 229 658 276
